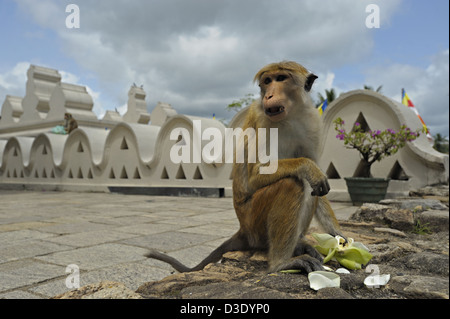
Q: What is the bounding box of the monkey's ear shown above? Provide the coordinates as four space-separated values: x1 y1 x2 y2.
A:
304 74 318 92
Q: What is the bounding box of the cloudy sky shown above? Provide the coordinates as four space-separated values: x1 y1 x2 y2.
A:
0 0 448 136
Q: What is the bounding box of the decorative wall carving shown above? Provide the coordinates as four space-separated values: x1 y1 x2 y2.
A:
0 65 447 199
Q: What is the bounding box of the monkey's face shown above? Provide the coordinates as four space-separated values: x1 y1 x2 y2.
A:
259 71 300 122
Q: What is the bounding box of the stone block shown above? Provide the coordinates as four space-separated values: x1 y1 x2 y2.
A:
416 210 449 232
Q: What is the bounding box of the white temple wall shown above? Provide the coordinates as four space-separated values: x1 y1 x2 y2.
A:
0 65 447 199
320 90 448 200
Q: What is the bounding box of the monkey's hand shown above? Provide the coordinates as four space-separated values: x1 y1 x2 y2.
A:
299 159 330 196
247 158 330 196
310 177 330 197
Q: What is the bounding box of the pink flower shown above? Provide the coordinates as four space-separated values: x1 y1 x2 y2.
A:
371 130 381 138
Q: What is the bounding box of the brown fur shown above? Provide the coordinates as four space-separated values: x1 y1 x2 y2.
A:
64 113 78 134
145 61 343 273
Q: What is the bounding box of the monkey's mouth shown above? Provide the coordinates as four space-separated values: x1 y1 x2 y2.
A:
265 106 285 117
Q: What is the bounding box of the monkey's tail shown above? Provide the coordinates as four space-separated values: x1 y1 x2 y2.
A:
145 249 194 273
145 235 243 273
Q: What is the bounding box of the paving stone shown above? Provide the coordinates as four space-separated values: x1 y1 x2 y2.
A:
0 241 72 262
26 276 76 298
0 229 55 246
121 231 218 251
0 290 44 299
0 221 56 232
178 223 237 237
115 222 182 235
35 243 148 270
41 229 139 247
0 189 356 298
38 221 116 235
0 259 66 292
89 214 161 226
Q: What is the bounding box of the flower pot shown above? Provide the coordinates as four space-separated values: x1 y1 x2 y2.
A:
344 177 390 206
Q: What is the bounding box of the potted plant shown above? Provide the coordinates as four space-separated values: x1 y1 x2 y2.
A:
333 117 422 205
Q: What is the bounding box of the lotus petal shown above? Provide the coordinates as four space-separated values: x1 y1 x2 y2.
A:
308 271 340 291
312 233 338 248
335 268 350 274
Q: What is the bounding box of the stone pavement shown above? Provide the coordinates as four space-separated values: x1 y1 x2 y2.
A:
0 189 357 299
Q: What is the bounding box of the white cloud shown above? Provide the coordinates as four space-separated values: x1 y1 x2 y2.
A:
0 62 29 95
21 0 448 131
15 0 60 30
306 72 340 106
364 49 449 136
10 0 448 137
59 70 80 85
14 1 399 112
177 26 239 59
116 103 127 116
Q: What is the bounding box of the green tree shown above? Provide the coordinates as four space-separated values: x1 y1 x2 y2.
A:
363 85 383 93
227 93 256 113
433 133 449 154
317 89 337 107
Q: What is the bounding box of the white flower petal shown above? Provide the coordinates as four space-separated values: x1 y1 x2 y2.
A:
335 268 351 274
313 233 339 248
322 265 334 271
308 271 340 291
336 235 346 245
347 237 354 246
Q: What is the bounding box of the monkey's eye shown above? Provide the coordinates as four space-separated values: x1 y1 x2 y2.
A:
276 75 287 82
263 77 271 85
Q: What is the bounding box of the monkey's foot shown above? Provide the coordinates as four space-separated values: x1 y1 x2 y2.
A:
293 241 323 262
276 254 324 274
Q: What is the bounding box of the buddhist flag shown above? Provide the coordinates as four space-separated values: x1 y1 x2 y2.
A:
401 89 415 107
401 88 432 141
318 99 328 116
